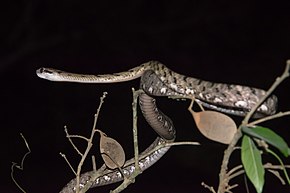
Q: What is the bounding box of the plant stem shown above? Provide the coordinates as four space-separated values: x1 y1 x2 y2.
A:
217 60 290 193
243 60 289 125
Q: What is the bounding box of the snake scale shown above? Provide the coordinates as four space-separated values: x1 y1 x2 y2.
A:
36 61 277 192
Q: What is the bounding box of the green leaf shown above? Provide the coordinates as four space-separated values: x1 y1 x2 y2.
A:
242 126 290 157
242 135 265 193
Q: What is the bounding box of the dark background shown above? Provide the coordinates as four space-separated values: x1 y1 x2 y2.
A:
1 1 290 193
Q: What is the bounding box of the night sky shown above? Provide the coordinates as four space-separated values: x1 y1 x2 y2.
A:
2 1 290 193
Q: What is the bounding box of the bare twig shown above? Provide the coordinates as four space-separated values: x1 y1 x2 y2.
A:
248 111 290 126
218 163 290 193
66 132 90 141
225 184 238 193
227 165 243 177
110 88 142 193
265 163 290 185
11 133 31 193
243 60 290 125
76 92 107 193
64 126 84 157
132 88 142 173
227 163 290 184
60 92 107 193
202 182 217 193
92 155 97 172
59 152 77 175
268 169 286 185
267 149 290 184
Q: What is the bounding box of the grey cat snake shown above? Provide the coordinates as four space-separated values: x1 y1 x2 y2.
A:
36 61 277 192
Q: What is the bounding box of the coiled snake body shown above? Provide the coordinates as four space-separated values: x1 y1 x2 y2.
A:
36 61 277 192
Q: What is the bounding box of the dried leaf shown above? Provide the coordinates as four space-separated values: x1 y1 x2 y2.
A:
100 133 125 169
190 110 237 144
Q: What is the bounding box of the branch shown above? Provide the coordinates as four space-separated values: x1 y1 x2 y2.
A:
217 60 290 193
109 88 142 193
243 60 290 124
11 133 31 193
248 111 290 126
77 92 107 193
61 92 107 193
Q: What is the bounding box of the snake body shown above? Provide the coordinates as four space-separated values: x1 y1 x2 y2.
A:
37 61 277 117
36 61 277 192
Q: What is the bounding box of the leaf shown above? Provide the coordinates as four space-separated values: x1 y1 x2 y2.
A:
241 135 265 193
242 126 290 157
190 110 237 144
100 133 125 169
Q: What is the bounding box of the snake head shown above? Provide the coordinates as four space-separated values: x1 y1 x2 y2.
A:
36 67 66 81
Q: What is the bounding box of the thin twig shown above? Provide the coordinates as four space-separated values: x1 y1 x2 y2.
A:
267 169 286 185
76 92 107 193
110 88 143 193
132 88 142 172
248 111 290 126
264 163 290 169
267 149 290 184
136 140 200 162
60 92 107 193
59 152 77 175
92 155 97 172
225 184 238 193
243 60 290 125
202 182 217 193
265 163 290 185
226 163 290 183
11 133 31 193
227 165 243 177
220 163 290 192
64 126 84 157
228 169 245 181
66 134 90 141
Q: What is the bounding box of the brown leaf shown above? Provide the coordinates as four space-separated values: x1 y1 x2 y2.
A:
100 133 125 169
190 110 237 144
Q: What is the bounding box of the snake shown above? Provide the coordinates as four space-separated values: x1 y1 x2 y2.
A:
36 60 277 192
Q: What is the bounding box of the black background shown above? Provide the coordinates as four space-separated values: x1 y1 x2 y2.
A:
1 1 290 193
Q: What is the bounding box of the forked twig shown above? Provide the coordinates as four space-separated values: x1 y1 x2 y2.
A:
11 133 31 193
61 92 107 193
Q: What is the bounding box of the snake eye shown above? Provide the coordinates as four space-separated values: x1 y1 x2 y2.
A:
37 68 54 75
37 68 44 74
43 68 53 74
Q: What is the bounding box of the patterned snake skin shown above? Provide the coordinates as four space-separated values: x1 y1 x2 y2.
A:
36 61 277 192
